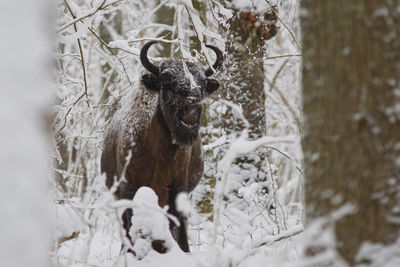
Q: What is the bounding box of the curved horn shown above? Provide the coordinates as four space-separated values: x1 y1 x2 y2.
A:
140 41 160 74
205 45 224 77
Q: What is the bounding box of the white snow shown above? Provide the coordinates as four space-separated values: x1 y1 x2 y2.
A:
53 201 86 241
356 239 400 267
0 1 52 267
176 192 191 216
129 187 173 244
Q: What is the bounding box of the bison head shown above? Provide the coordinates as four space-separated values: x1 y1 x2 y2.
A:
140 41 223 145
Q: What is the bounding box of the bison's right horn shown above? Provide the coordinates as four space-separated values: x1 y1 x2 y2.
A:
140 41 160 74
205 45 224 77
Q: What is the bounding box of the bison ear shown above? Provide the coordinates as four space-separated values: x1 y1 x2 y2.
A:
141 74 160 92
206 78 220 94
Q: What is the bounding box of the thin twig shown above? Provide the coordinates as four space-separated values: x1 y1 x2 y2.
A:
55 91 87 138
77 39 89 108
256 54 302 62
207 0 230 26
272 87 300 132
266 146 303 174
258 226 303 247
266 59 301 130
127 37 183 44
64 1 90 97
266 146 288 233
236 226 303 266
56 0 91 138
58 0 107 33
88 27 132 85
265 0 302 51
57 0 124 33
269 59 289 93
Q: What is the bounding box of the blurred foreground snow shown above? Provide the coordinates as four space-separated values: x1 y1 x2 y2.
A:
0 0 52 266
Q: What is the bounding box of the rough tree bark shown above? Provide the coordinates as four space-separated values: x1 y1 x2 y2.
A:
301 0 400 264
216 2 279 211
221 3 278 138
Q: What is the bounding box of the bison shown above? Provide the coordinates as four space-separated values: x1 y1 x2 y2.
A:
101 41 223 253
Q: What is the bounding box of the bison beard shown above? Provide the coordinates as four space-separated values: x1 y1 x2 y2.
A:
160 100 202 146
101 41 223 255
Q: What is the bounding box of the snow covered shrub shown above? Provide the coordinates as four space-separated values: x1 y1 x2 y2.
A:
128 187 175 259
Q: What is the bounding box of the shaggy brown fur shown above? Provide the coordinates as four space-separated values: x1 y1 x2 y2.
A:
101 41 223 253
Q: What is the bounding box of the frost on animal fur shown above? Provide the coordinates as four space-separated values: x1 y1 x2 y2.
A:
101 40 224 254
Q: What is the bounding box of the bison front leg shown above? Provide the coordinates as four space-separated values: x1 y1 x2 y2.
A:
168 190 190 252
174 213 190 252
121 208 135 253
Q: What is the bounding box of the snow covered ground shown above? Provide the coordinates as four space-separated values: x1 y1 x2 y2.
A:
53 185 304 267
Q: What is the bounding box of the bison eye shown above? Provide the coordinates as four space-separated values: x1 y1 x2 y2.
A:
160 70 177 90
206 78 220 94
160 69 174 81
162 80 177 91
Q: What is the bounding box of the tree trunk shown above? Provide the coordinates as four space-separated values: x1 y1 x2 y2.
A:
222 6 277 138
301 0 400 264
208 2 279 221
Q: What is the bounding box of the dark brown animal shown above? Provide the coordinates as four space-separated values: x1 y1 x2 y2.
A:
101 41 223 253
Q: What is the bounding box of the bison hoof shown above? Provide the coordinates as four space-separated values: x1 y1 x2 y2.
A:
151 239 168 254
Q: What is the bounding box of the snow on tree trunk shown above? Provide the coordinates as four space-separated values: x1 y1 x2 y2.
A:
221 1 278 138
301 0 400 264
208 0 281 227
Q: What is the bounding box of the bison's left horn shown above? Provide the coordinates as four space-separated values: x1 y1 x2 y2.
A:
205 45 224 77
140 41 160 74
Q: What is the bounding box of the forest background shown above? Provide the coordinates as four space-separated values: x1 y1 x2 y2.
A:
1 0 399 266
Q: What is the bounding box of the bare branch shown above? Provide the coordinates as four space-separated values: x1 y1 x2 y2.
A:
88 27 132 85
268 59 289 93
57 0 124 33
253 54 302 63
266 146 303 174
55 91 88 138
236 226 303 266
267 59 301 131
56 0 91 138
265 0 302 51
127 37 183 44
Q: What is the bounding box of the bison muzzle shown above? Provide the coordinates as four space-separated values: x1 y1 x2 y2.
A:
101 41 223 253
